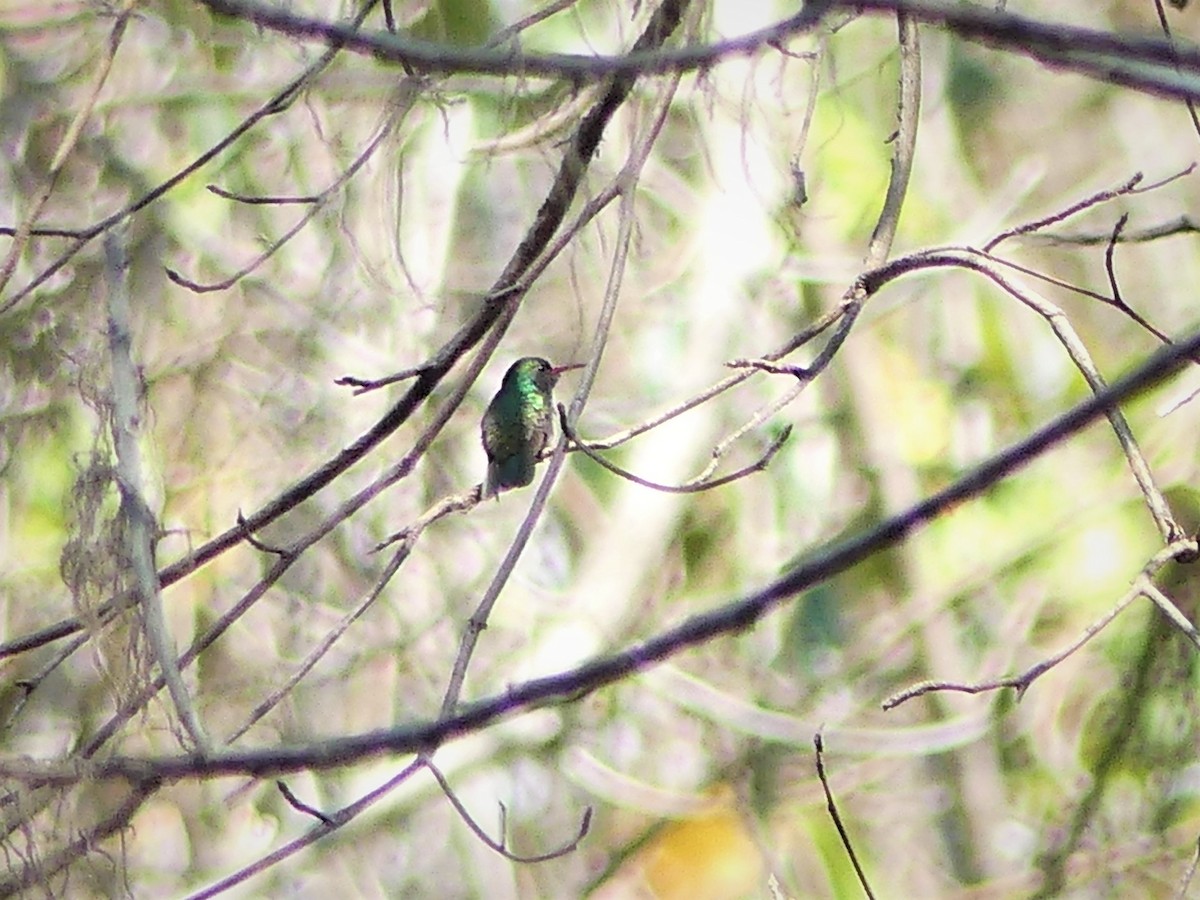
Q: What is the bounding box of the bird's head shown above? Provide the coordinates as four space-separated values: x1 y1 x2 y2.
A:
505 357 583 392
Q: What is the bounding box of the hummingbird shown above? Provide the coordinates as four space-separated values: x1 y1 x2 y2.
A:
481 357 583 499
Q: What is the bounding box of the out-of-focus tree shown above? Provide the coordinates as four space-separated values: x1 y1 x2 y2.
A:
2 0 1200 896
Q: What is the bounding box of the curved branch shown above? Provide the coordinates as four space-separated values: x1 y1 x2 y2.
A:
193 0 1200 102
424 760 591 863
562 408 792 494
862 247 1183 542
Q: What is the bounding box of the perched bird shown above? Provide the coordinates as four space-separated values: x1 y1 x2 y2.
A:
481 357 583 499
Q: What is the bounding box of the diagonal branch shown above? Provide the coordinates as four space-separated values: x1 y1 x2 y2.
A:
0 0 694 666
3 324 1194 785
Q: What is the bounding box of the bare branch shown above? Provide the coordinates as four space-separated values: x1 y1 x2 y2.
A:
1142 584 1200 651
1032 214 1200 245
985 173 1145 251
883 540 1198 709
191 0 1200 105
373 487 480 552
193 0 832 81
861 247 1184 543
205 185 321 205
561 407 792 494
276 781 336 826
814 733 876 900
424 760 591 863
335 364 427 394
1101 214 1171 341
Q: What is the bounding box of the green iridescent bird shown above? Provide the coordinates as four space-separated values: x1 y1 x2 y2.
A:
481 357 582 499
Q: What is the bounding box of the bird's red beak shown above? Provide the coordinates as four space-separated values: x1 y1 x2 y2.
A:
550 362 585 376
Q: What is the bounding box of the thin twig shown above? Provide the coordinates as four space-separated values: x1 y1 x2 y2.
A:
974 246 1174 344
1150 0 1200 141
581 305 846 455
814 733 876 900
985 173 1144 251
1142 584 1200 651
1032 214 1200 246
373 487 479 551
883 540 1198 709
726 358 816 379
335 363 428 394
1099 214 1170 341
698 381 807 480
276 781 336 826
490 0 583 45
205 185 321 205
562 408 792 494
225 544 410 744
423 760 591 863
167 80 423 294
985 163 1194 252
185 760 423 899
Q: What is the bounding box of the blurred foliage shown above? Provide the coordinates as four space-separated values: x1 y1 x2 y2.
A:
1 0 1200 897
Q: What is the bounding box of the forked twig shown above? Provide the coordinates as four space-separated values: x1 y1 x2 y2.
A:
424 760 591 863
560 406 792 494
883 539 1199 710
